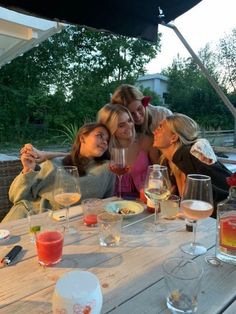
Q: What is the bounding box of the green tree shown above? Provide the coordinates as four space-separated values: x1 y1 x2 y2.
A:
0 25 161 143
163 47 233 129
217 28 236 94
28 26 160 96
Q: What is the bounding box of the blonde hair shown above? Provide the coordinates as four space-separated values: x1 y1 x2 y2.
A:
111 84 151 135
165 113 199 145
160 113 199 187
97 103 135 150
112 84 143 105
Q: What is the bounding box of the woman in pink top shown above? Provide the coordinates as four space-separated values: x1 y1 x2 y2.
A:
97 103 151 198
120 150 149 198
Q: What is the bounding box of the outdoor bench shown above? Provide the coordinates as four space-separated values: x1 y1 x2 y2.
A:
0 159 22 221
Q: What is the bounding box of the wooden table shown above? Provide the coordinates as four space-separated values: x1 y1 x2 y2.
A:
0 199 236 313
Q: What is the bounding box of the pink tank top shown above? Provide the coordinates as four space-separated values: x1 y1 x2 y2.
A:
115 150 150 197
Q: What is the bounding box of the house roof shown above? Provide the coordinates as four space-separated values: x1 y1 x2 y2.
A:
0 7 64 68
137 73 169 82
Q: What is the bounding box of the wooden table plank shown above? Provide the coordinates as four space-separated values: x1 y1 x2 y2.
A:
0 199 148 263
107 247 236 314
0 207 235 314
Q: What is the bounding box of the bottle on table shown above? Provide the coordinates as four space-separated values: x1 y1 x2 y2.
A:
216 185 236 265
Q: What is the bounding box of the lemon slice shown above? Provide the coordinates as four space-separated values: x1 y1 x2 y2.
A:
30 225 41 233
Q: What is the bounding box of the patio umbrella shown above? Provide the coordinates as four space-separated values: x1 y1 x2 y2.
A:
0 0 201 42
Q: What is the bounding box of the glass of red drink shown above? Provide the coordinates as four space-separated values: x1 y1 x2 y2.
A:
81 198 103 227
109 148 130 199
35 219 65 266
32 210 65 266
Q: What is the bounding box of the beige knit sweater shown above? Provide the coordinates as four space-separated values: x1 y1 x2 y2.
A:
3 158 115 222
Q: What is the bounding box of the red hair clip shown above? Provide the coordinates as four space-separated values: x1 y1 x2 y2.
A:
226 172 236 186
141 96 151 108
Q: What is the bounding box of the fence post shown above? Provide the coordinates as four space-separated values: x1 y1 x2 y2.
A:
234 119 236 148
201 128 205 138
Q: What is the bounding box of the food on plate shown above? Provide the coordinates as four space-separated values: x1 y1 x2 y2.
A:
118 207 135 215
105 200 144 218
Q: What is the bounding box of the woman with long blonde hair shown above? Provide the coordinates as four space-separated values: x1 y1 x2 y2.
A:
97 103 152 197
97 103 135 150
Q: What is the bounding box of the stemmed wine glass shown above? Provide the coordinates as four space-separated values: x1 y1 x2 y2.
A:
144 165 171 231
109 148 130 198
54 166 81 234
180 174 213 255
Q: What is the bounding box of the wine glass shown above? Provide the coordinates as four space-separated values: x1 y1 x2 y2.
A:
109 148 129 198
180 174 213 255
144 165 171 231
54 166 81 234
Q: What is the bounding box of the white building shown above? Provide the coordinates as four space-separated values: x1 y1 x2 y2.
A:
136 73 168 104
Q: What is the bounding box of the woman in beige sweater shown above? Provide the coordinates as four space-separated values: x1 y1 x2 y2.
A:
3 122 115 222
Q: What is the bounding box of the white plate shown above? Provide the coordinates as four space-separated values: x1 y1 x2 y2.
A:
104 200 144 218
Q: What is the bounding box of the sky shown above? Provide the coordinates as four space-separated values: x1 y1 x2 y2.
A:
146 0 236 74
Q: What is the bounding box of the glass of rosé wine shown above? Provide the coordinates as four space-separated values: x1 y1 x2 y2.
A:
109 148 130 198
180 174 213 255
54 166 81 234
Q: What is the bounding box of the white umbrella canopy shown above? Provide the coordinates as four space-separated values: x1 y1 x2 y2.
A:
0 7 64 67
